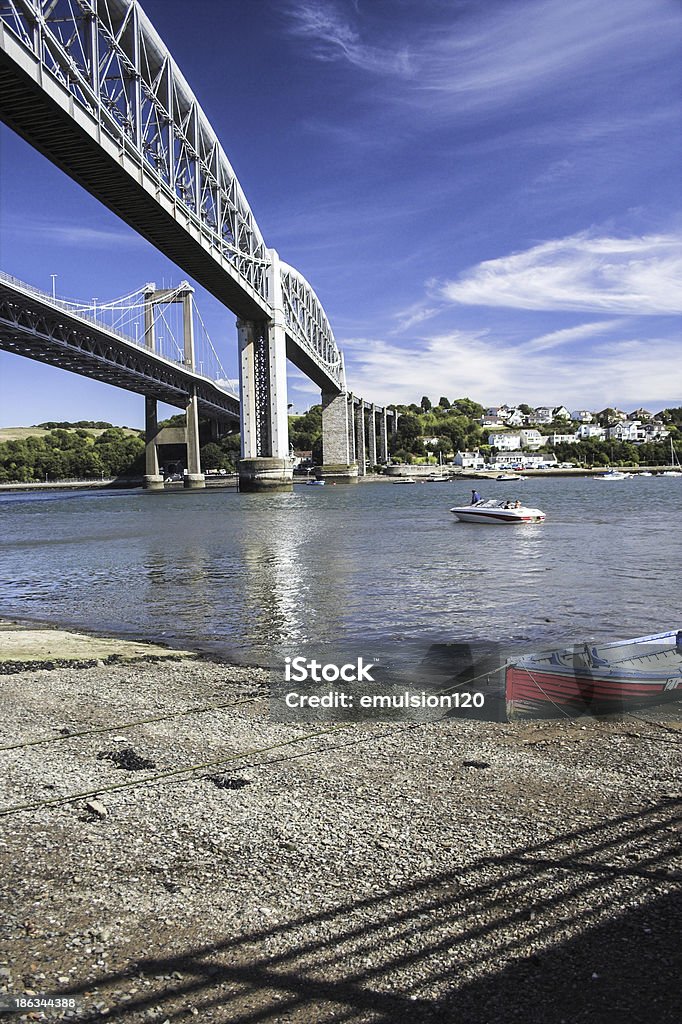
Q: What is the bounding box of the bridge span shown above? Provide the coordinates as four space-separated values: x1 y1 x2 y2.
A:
0 272 397 487
0 0 392 489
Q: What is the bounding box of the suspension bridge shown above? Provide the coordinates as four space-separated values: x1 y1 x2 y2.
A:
0 0 397 489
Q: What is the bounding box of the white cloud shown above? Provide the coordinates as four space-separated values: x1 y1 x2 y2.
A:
340 328 682 411
286 2 411 75
521 319 626 353
286 0 681 113
441 233 682 314
4 216 142 249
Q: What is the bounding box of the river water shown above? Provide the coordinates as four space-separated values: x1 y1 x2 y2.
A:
1 476 680 666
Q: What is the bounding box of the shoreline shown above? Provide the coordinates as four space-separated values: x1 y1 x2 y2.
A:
0 622 680 1021
1 465 679 494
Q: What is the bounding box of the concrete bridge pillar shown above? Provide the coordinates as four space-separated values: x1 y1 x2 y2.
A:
237 250 292 492
143 396 164 490
184 386 204 489
141 282 204 489
355 399 366 477
347 395 356 464
320 391 358 483
367 404 378 469
378 407 389 464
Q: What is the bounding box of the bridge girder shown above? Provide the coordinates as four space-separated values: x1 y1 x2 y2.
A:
0 0 343 392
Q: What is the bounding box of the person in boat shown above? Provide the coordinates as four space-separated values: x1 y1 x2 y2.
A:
514 499 521 508
471 489 481 504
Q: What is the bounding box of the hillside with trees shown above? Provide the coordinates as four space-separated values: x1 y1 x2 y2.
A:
1 400 679 481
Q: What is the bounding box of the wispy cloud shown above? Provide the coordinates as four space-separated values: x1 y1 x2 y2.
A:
286 2 411 75
286 0 681 114
340 328 682 411
520 320 626 354
440 232 682 315
3 216 142 249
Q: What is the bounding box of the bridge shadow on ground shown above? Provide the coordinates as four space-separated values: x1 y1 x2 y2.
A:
74 799 680 1024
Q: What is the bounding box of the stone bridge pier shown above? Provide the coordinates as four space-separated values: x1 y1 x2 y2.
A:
320 393 395 481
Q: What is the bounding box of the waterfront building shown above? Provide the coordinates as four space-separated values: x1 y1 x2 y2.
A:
576 424 607 440
548 433 579 445
454 450 486 469
489 432 522 450
519 429 544 450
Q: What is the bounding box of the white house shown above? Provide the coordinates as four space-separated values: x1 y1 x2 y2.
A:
571 410 594 423
553 406 572 420
488 433 521 450
642 421 670 440
454 450 486 469
576 424 606 440
608 421 642 442
520 429 544 450
548 433 579 445
531 407 555 424
493 452 558 468
505 408 527 426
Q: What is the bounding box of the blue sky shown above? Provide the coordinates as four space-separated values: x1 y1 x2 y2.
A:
1 0 681 426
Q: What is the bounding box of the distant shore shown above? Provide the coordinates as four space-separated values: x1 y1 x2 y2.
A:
2 465 679 494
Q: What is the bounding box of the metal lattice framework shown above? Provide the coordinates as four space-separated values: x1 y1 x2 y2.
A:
0 0 344 390
280 262 343 385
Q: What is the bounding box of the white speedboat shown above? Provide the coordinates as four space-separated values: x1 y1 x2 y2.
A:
595 470 631 480
450 499 546 524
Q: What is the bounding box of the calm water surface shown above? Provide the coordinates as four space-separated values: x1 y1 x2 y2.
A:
1 477 680 664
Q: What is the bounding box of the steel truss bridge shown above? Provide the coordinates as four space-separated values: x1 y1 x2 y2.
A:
0 0 391 488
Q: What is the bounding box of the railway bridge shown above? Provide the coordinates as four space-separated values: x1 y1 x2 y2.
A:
0 0 396 489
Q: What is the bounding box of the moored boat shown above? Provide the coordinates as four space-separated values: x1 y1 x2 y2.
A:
450 498 546 524
506 630 682 718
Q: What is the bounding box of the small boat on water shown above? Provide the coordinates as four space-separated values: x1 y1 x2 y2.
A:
393 478 416 484
450 499 546 524
506 630 682 718
495 473 517 481
306 479 325 486
595 470 631 480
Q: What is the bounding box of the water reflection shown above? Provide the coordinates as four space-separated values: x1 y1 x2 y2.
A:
0 480 680 661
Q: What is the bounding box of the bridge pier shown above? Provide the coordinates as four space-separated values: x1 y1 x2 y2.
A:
184 386 205 489
355 399 367 477
142 284 204 489
237 252 292 493
367 404 378 469
320 391 358 483
378 407 389 464
143 397 164 490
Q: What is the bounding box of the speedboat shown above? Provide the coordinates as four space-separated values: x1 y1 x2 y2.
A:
595 470 631 480
495 473 517 481
450 499 546 524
